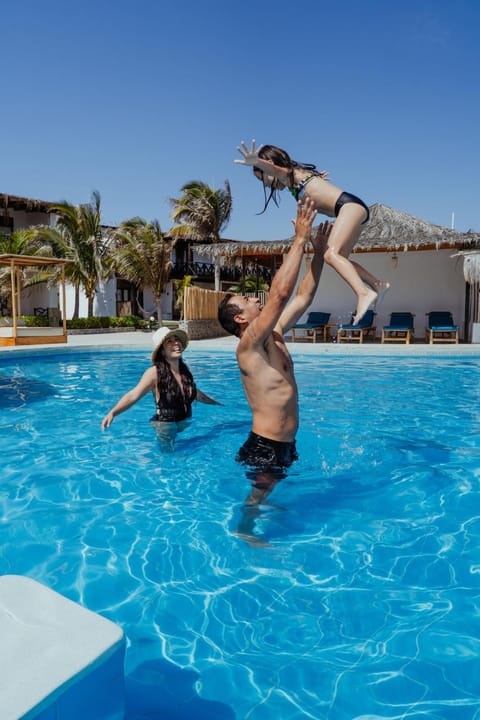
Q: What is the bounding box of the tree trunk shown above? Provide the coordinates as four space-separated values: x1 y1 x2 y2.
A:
156 298 163 325
214 258 221 292
72 286 80 320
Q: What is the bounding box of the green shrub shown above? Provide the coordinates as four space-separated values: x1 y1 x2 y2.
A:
21 315 50 327
110 315 137 328
65 315 147 330
67 317 108 329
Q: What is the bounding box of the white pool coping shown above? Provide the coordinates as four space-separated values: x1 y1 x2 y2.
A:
0 575 125 720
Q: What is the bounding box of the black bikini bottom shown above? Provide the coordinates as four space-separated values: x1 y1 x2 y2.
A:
334 191 370 224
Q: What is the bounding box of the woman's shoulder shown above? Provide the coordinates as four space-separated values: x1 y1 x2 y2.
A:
145 364 158 379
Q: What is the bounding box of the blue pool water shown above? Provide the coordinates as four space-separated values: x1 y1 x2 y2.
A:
1 348 480 720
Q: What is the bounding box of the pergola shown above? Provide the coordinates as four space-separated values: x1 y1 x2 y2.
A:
0 254 68 346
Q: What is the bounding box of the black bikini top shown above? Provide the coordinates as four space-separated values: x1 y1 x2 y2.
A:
288 163 322 201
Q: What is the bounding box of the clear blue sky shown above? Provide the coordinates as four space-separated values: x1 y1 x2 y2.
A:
2 0 479 241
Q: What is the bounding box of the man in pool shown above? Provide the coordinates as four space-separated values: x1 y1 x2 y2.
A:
218 198 331 505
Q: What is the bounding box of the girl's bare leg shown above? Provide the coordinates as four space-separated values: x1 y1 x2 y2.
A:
350 259 390 294
350 260 390 312
323 205 388 323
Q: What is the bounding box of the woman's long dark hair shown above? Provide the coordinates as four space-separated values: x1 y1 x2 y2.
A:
154 351 197 418
255 145 320 214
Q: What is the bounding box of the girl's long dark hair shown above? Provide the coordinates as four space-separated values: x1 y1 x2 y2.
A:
254 144 322 214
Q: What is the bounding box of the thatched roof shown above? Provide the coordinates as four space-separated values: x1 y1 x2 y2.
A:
195 203 480 259
357 203 478 251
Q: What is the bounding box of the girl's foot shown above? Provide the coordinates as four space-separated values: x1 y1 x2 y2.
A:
373 281 390 307
353 288 377 325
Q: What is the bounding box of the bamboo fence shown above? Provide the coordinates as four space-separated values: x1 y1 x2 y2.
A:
183 287 269 321
183 286 227 321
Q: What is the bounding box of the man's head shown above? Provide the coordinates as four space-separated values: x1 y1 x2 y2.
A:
218 293 261 337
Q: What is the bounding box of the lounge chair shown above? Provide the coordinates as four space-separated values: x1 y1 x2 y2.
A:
381 312 415 344
337 309 376 343
425 311 459 344
291 311 331 342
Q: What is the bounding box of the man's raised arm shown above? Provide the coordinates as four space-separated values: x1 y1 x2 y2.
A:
277 221 331 334
247 199 318 342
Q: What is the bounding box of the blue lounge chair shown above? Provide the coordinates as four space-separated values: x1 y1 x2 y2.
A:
291 311 331 342
425 311 459 344
337 309 376 343
381 312 415 344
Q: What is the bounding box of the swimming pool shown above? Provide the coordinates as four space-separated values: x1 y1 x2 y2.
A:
1 348 480 720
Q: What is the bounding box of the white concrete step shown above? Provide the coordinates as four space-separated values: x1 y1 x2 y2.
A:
0 575 125 720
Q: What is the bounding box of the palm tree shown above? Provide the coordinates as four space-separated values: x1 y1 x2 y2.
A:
172 274 193 320
113 217 174 325
47 191 113 318
0 227 51 256
228 275 270 294
169 180 232 290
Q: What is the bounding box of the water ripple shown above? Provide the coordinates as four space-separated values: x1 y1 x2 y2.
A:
1 351 480 719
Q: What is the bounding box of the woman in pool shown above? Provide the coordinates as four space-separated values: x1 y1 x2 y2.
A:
235 140 389 325
101 327 221 448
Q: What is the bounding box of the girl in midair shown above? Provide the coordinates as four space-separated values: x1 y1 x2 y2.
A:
235 140 389 324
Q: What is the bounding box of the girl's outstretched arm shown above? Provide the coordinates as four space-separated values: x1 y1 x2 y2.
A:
235 139 291 183
234 139 262 166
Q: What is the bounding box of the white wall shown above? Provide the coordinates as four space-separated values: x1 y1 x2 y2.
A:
19 284 59 316
296 248 466 340
161 281 174 320
65 280 175 320
94 279 116 317
65 284 88 318
141 282 174 320
65 279 117 319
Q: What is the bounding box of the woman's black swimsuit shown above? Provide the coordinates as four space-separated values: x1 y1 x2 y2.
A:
236 431 298 481
150 362 197 423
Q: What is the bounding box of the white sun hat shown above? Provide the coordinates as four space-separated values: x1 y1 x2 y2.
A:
151 326 189 362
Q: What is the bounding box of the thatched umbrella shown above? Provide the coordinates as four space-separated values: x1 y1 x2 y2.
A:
357 204 479 251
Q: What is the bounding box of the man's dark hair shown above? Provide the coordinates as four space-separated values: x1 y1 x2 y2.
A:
218 293 242 337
